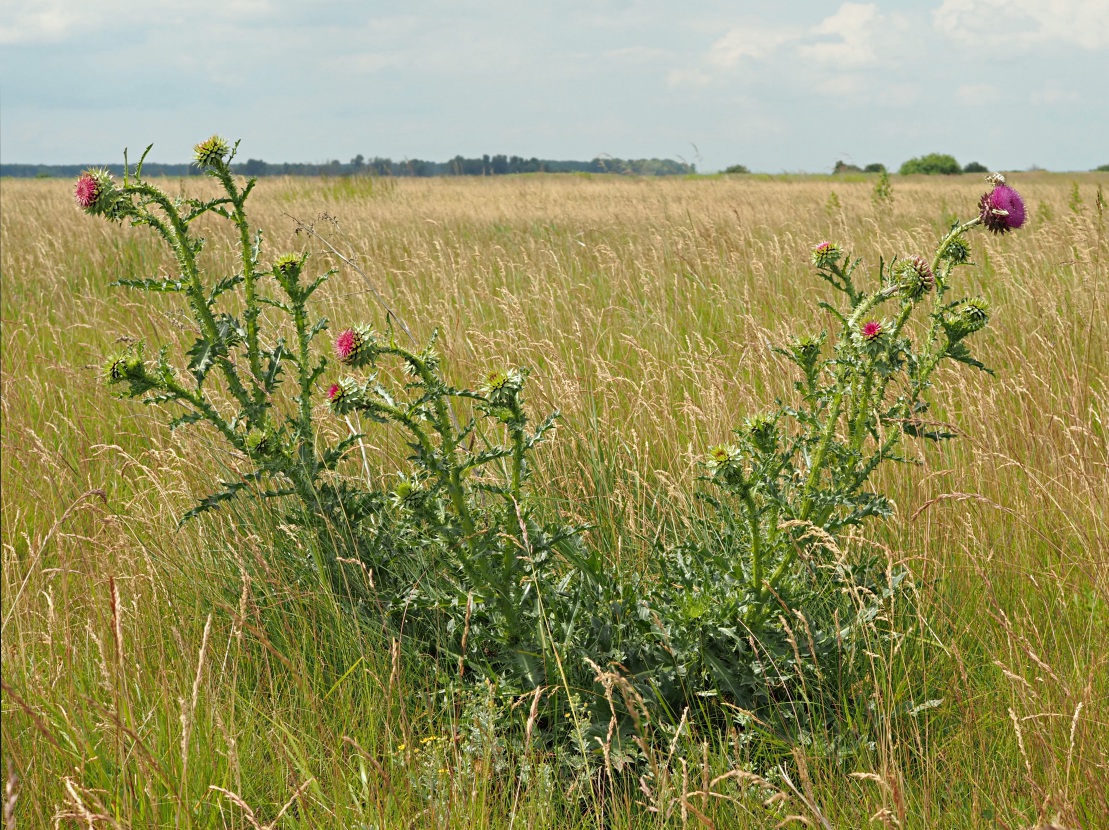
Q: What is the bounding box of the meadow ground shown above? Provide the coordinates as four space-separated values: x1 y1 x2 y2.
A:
2 171 1106 828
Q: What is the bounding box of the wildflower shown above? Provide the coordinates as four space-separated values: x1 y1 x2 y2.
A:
896 255 935 299
75 173 101 209
327 377 362 414
861 320 884 342
74 168 121 216
193 135 231 169
811 241 842 268
978 183 1026 234
334 325 375 366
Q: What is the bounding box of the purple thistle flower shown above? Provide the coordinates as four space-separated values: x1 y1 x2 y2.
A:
861 320 883 341
979 184 1026 234
75 173 100 209
335 328 360 363
328 382 342 401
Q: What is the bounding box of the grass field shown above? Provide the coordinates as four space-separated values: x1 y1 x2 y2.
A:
2 171 1107 828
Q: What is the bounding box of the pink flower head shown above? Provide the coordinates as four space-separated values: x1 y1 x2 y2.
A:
327 382 342 400
979 184 1026 234
861 320 883 341
75 173 100 209
811 240 842 268
335 328 359 362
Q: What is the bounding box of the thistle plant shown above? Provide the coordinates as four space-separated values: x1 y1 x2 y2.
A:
640 174 1026 716
79 140 1025 756
84 138 336 519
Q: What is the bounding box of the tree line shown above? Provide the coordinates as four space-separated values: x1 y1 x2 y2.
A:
1 154 695 179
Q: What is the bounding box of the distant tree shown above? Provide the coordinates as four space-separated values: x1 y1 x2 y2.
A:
834 160 862 174
351 154 365 170
963 161 988 174
1095 163 1109 172
863 163 886 174
723 164 750 174
899 153 961 175
242 158 268 176
491 154 509 175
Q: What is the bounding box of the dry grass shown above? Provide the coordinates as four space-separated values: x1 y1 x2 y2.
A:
2 171 1106 828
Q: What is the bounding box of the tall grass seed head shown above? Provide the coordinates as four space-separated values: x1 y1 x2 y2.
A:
811 241 842 268
334 325 377 367
979 183 1026 234
896 255 935 300
193 135 231 169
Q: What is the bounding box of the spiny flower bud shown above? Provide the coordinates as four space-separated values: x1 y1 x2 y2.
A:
941 235 972 265
392 476 425 510
811 241 842 268
105 351 144 384
788 333 825 372
944 297 990 340
744 414 779 454
979 184 1026 235
327 377 362 414
896 255 935 300
273 254 303 281
707 444 740 469
193 135 231 169
334 325 376 367
244 427 275 457
482 367 524 406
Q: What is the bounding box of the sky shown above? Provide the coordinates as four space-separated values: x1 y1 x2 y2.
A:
1 0 1107 172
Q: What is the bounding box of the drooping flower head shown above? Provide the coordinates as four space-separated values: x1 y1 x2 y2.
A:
193 135 231 169
861 320 884 342
979 183 1026 234
811 241 842 268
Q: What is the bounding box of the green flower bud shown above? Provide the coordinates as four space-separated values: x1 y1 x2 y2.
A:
193 135 231 169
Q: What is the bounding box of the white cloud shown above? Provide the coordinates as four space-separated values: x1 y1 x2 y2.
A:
798 3 882 68
934 0 1109 50
707 26 797 67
